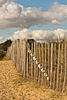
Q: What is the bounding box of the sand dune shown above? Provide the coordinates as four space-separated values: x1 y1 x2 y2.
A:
0 60 67 100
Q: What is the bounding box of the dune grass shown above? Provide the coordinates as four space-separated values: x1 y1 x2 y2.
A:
0 51 10 61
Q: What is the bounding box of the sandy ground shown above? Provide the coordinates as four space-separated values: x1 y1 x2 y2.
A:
0 60 67 100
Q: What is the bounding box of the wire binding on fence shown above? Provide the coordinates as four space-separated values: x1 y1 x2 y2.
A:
28 49 49 81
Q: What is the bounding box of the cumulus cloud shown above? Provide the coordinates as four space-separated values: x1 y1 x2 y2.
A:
0 2 67 29
0 0 14 6
0 36 3 40
7 28 67 42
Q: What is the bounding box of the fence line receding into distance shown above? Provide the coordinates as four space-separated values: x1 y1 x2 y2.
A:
7 39 67 93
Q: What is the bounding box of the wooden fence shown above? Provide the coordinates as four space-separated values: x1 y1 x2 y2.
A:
7 39 67 93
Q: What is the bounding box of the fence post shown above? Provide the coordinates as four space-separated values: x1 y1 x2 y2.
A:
31 43 33 81
27 42 29 79
57 43 60 90
41 43 43 85
38 43 41 84
48 43 50 87
34 42 36 81
62 44 67 93
50 43 53 89
53 43 56 90
59 44 63 91
45 42 46 85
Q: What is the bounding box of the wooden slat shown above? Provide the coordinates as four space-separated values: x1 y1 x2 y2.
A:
48 43 50 86
50 43 53 89
23 40 24 77
24 39 26 77
31 43 33 81
28 42 31 81
14 41 16 66
38 43 41 84
57 43 60 90
21 40 24 74
27 42 29 78
18 40 20 70
16 40 19 70
16 40 17 67
24 39 26 78
45 42 46 85
20 40 23 71
59 44 63 91
41 43 43 85
19 40 21 71
36 43 38 82
62 44 67 93
34 42 36 81
53 43 56 90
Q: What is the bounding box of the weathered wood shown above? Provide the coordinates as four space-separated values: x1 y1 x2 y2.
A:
57 43 60 90
50 43 53 89
14 40 17 66
27 42 29 78
7 40 67 93
45 42 46 85
24 39 27 78
19 40 22 71
38 43 41 84
53 44 56 90
62 44 67 93
31 43 33 81
41 43 43 85
34 42 36 81
16 40 19 70
36 43 38 82
48 43 50 86
59 44 63 91
29 42 31 81
21 40 24 74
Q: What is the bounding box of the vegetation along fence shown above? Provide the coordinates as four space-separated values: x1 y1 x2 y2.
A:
7 39 67 93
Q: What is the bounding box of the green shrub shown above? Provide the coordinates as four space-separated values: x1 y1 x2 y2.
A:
1 40 12 51
0 51 6 60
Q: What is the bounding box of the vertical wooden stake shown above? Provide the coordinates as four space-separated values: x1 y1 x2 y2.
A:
59 44 63 91
34 42 36 81
41 43 43 85
53 43 56 90
48 43 50 87
36 43 38 82
38 43 41 84
31 43 33 81
50 43 53 89
57 43 60 90
62 44 67 93
27 42 29 79
45 42 46 85
28 43 31 82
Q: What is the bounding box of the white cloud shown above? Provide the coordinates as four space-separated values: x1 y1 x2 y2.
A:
0 40 6 44
0 36 3 40
0 0 9 6
0 0 14 6
7 28 67 42
0 2 67 29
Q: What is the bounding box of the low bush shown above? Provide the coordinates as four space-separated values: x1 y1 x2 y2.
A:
0 51 6 60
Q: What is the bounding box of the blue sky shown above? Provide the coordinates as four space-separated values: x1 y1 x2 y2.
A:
0 0 67 43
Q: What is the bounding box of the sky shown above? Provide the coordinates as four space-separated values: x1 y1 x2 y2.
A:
0 0 67 43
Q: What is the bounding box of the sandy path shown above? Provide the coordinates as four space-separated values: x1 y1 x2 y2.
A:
0 60 67 100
